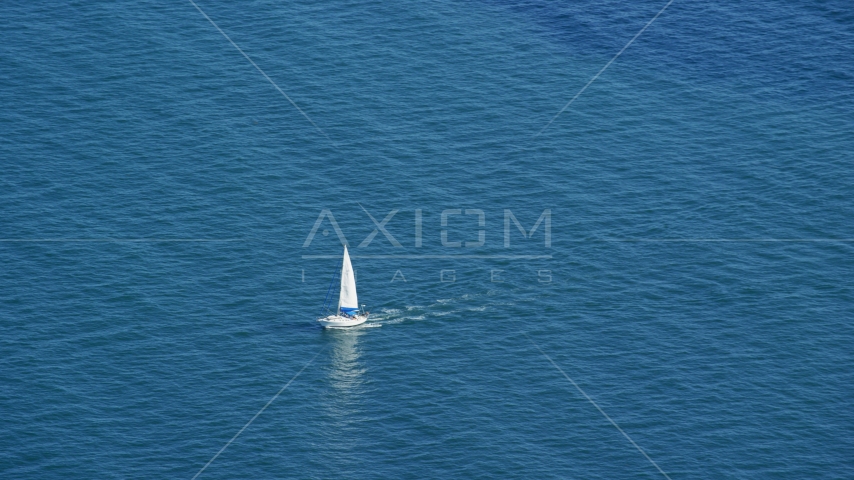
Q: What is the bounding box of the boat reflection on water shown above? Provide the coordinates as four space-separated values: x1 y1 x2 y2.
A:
323 327 367 412
315 328 369 455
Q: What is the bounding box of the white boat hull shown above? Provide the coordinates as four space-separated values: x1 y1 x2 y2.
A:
318 315 368 328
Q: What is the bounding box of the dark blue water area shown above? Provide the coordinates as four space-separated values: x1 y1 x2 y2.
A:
1 0 852 478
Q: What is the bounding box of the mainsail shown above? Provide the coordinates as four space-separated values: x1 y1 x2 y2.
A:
338 245 359 315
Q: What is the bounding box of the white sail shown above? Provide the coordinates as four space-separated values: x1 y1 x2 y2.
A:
337 246 359 315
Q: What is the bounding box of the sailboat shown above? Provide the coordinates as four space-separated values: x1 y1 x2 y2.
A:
318 245 369 328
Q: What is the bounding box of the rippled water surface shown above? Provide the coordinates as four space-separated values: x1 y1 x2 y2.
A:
1 0 852 478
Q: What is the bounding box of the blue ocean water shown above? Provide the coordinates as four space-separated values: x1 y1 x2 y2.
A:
1 0 853 478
